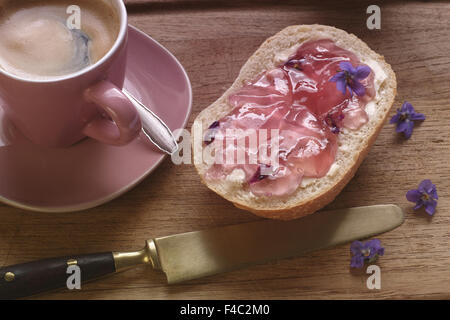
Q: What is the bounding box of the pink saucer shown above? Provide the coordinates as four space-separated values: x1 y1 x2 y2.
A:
0 26 192 212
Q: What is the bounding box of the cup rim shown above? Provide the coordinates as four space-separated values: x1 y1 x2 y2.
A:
0 0 128 84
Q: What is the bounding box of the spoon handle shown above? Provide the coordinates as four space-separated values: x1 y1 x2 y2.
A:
123 90 178 154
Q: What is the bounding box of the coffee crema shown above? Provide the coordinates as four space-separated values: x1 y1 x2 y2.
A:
0 0 120 80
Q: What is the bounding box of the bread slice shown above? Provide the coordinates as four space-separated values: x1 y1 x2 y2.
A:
192 25 397 220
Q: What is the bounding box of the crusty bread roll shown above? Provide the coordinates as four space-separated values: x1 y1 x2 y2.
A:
192 25 397 220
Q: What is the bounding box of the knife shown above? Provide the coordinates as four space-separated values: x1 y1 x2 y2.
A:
122 89 178 155
0 204 404 299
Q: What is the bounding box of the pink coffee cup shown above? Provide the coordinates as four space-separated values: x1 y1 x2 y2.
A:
0 0 141 147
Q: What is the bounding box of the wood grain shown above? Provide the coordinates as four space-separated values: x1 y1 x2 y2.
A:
0 0 449 299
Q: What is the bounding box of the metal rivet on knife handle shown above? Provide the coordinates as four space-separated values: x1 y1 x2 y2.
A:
4 272 15 282
67 259 78 266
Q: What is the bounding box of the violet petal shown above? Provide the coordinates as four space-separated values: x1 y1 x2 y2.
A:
350 241 364 255
396 120 409 133
402 102 415 113
424 200 437 215
336 78 347 95
350 255 364 268
354 65 371 80
350 80 366 97
410 112 426 121
330 71 346 83
406 189 422 203
414 201 424 210
389 113 401 124
339 61 354 73
431 188 439 200
418 179 433 193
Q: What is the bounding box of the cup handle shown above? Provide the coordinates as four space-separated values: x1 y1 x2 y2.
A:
82 81 142 146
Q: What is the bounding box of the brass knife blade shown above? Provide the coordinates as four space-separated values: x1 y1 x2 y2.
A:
152 204 404 284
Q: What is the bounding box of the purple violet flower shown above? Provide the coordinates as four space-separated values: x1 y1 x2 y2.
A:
389 102 426 139
406 179 438 216
203 121 220 145
329 61 371 97
350 239 384 268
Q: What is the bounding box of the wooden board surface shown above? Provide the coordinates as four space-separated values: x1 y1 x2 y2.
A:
1 0 449 299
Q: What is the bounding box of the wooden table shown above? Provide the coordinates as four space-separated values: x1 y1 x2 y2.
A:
1 0 449 299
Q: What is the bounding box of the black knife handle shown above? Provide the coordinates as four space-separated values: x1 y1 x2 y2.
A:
0 252 116 300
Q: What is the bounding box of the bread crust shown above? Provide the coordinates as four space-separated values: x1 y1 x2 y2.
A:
192 25 397 220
